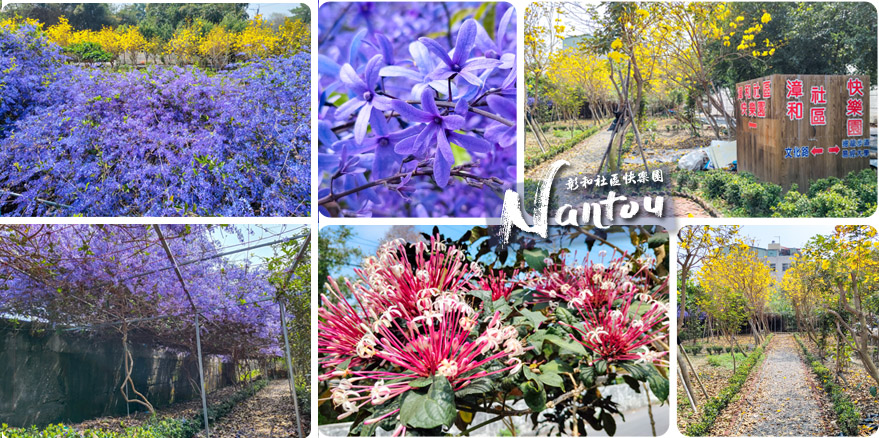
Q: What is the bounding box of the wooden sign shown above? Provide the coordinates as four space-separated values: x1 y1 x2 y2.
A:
735 74 870 190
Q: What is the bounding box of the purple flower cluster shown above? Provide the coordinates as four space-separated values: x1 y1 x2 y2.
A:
0 26 310 217
0 24 65 136
0 225 285 357
318 2 517 217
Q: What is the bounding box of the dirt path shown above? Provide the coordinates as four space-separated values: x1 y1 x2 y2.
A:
202 379 307 438
714 334 834 436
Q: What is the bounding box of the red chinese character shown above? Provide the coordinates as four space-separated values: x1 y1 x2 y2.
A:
763 80 771 98
740 102 747 116
737 85 743 100
847 119 863 136
847 78 864 96
810 86 827 104
756 100 766 118
745 84 751 99
749 101 756 117
753 83 761 99
786 101 803 120
846 98 864 117
810 107 826 125
786 79 803 99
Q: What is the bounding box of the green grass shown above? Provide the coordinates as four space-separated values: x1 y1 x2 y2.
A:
706 353 748 369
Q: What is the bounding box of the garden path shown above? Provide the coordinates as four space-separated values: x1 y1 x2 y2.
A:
525 129 712 218
730 334 830 436
200 379 307 438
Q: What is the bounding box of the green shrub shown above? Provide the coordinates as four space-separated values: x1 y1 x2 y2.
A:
65 41 115 63
772 184 812 217
526 125 602 170
0 380 270 438
794 335 861 435
684 335 772 436
702 171 728 198
706 356 723 367
809 184 859 217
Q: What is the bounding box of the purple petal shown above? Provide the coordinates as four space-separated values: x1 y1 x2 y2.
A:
418 37 454 67
380 65 423 81
336 98 366 120
364 54 384 89
420 88 440 117
487 95 516 120
442 114 465 131
394 134 419 155
449 132 491 153
497 6 514 49
409 41 435 74
372 138 401 179
451 19 478 67
413 123 438 155
354 103 373 144
388 125 422 141
392 100 433 123
433 133 454 188
339 63 368 94
375 33 395 65
369 109 390 137
457 70 483 86
462 57 503 72
371 94 393 112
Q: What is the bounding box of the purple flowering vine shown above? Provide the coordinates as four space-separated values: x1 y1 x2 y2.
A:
318 2 517 218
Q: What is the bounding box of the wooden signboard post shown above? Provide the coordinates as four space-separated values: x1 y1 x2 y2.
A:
735 74 870 190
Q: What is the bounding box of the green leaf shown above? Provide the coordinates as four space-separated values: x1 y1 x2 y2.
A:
409 377 432 388
870 386 877 397
601 411 617 436
646 368 669 403
540 359 574 374
467 289 492 304
523 248 549 272
527 329 546 350
554 306 577 326
455 378 494 397
536 371 564 388
622 375 642 392
594 360 608 375
519 308 547 328
450 143 472 167
619 362 650 380
647 231 669 249
520 380 546 412
544 334 588 356
399 376 456 429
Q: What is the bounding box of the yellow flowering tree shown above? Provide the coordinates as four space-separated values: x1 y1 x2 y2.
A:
118 26 148 65
546 48 614 125
166 22 204 66
236 14 279 59
46 16 74 47
698 239 774 346
650 3 776 138
276 18 309 56
198 26 235 70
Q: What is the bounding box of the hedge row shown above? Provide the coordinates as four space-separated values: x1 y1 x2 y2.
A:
684 335 773 436
0 379 269 438
793 334 861 436
674 168 876 217
525 125 603 170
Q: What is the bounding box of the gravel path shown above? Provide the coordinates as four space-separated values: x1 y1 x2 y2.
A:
736 334 827 436
201 379 307 438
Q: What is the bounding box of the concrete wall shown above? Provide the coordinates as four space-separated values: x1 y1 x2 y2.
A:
0 321 236 427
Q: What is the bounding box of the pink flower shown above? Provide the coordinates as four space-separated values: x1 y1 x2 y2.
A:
475 267 521 301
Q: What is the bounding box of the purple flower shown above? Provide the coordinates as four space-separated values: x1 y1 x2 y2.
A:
484 95 516 148
419 19 502 86
336 54 393 144
393 88 490 187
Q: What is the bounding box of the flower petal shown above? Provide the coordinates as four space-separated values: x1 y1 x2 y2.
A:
449 131 491 153
462 57 503 72
451 19 478 67
418 36 454 67
433 131 454 188
354 103 373 144
487 95 516 120
392 100 433 123
339 63 369 94
420 88 440 117
336 98 366 120
442 114 465 131
364 54 384 89
369 108 391 137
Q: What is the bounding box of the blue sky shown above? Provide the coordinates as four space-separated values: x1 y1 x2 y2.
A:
323 225 645 279
738 225 841 249
211 224 308 266
247 3 303 18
